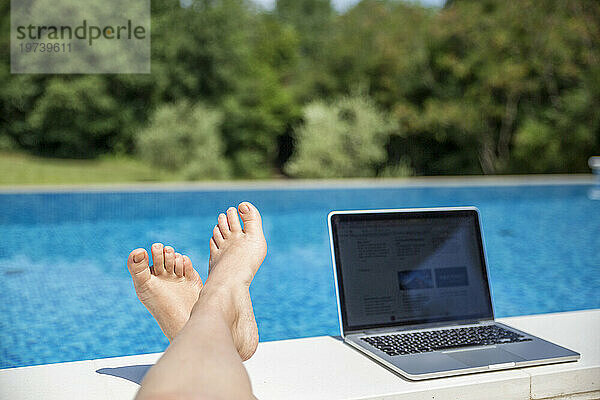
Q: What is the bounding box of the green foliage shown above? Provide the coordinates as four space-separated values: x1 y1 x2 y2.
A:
0 134 17 151
276 0 333 58
378 160 414 178
417 0 600 174
323 0 600 175
431 0 600 173
149 0 301 178
1 0 599 179
274 0 338 102
136 101 230 180
222 63 300 178
285 96 397 178
26 77 123 158
513 73 600 172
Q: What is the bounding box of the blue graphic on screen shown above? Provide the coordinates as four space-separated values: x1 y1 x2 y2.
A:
398 270 434 290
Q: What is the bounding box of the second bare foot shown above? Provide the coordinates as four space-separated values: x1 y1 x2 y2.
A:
198 201 267 361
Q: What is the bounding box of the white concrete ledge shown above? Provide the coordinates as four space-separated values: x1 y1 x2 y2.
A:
0 174 594 193
1 310 598 400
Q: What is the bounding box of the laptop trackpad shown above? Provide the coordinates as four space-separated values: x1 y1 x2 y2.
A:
445 347 525 367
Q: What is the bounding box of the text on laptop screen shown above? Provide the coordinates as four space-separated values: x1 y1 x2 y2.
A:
331 210 493 331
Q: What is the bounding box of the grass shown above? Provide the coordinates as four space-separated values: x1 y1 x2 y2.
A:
0 152 178 185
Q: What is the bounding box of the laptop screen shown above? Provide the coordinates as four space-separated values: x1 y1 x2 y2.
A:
330 209 494 333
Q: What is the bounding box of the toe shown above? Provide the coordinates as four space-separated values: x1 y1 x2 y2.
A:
218 213 231 238
127 248 151 288
174 252 184 277
238 202 263 235
183 255 201 284
150 243 165 275
164 246 175 274
226 207 242 232
213 225 224 246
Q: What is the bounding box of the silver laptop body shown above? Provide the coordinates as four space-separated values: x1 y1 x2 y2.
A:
328 207 580 380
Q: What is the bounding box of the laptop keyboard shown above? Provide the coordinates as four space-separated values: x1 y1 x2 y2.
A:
361 325 531 356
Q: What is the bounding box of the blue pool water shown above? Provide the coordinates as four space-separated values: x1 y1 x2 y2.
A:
0 182 599 369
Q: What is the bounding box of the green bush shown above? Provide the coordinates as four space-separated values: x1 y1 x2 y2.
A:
285 96 397 178
26 77 123 158
378 160 414 178
136 101 230 180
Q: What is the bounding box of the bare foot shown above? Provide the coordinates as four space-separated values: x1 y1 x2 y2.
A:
127 243 203 341
197 201 267 361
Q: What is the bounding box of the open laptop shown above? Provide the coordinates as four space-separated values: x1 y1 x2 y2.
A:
328 207 580 380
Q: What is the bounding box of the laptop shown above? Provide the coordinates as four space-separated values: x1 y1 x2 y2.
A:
328 207 580 380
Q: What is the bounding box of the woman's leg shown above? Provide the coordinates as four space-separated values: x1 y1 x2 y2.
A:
134 202 267 400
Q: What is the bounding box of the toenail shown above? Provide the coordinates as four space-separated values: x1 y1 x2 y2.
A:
133 252 144 263
239 203 250 213
153 243 161 249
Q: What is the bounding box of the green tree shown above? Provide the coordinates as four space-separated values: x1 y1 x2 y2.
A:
323 0 437 173
276 0 333 59
415 0 600 174
325 0 600 175
26 77 123 158
0 0 41 152
326 0 433 108
136 101 230 180
275 0 337 102
151 0 301 177
513 67 600 172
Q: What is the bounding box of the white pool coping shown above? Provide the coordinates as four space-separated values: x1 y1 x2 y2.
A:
0 174 595 194
1 309 598 400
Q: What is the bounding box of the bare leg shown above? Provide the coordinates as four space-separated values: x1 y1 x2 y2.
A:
136 288 256 400
135 202 266 400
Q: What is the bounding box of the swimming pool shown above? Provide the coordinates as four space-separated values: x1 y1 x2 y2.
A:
1 180 598 369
